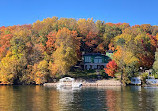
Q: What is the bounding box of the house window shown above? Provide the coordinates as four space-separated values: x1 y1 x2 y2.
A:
85 56 91 63
87 65 90 70
94 56 102 63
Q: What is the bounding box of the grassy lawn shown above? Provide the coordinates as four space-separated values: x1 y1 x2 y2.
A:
67 69 109 80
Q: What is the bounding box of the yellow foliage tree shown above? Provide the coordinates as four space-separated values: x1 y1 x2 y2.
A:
32 60 49 84
113 46 139 85
0 52 19 84
53 28 78 75
77 18 98 37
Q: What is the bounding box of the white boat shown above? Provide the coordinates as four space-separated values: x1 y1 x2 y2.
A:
146 76 158 85
131 77 141 85
57 77 82 89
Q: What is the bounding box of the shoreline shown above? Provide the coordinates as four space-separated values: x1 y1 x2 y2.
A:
43 79 122 87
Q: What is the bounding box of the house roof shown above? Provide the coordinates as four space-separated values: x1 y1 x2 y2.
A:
106 50 114 53
59 77 75 82
83 53 105 56
83 53 111 60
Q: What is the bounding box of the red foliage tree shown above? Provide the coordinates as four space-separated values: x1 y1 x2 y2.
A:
84 31 98 47
147 34 157 48
46 32 56 54
0 34 13 59
138 54 155 69
104 60 117 77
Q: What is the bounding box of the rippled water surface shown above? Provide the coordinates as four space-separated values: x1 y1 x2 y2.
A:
0 85 158 111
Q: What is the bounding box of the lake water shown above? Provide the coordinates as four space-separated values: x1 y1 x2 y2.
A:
0 86 158 111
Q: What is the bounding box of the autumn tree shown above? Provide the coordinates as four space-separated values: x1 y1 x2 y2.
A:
117 23 130 30
103 24 122 50
8 28 33 84
58 18 78 31
151 26 158 36
0 52 19 84
53 28 79 75
77 18 100 53
84 31 99 53
140 24 152 34
113 46 139 85
32 60 49 84
32 17 58 46
77 18 98 37
0 34 13 59
153 49 158 72
115 28 156 70
46 31 57 55
104 60 117 77
96 20 105 37
135 34 156 69
0 26 16 59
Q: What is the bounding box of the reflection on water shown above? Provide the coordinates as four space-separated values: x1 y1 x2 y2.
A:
0 86 158 111
57 87 81 111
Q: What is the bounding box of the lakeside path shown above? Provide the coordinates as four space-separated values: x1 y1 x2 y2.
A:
43 79 122 87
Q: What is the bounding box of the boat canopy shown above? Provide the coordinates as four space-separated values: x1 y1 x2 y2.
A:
131 77 141 85
59 77 75 82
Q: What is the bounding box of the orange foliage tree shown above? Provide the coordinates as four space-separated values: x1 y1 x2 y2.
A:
46 31 56 54
104 60 117 77
0 34 13 59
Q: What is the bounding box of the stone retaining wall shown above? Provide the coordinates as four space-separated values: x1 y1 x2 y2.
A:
43 79 122 87
82 80 122 86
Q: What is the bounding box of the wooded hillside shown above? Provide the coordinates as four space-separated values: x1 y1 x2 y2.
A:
0 17 157 84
